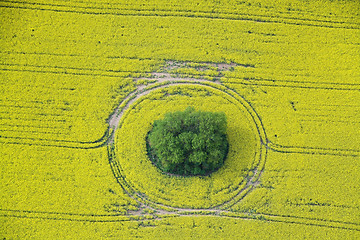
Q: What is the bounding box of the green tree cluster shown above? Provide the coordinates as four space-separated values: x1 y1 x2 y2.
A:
147 107 228 176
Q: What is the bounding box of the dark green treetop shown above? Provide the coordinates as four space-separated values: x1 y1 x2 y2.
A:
147 107 228 176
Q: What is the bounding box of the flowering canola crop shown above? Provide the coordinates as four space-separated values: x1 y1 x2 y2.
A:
1 0 359 239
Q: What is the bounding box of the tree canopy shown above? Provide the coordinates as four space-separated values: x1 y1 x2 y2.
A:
147 107 228 176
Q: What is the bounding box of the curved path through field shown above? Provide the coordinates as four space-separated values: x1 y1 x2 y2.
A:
105 70 266 217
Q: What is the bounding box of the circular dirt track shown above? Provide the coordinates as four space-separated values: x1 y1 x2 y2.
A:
110 81 267 210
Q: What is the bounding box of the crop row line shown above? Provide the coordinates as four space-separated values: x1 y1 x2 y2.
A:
0 67 132 79
2 206 359 231
3 64 359 91
267 141 360 157
55 0 359 21
0 63 148 75
1 0 358 29
0 103 72 111
0 128 112 149
0 128 68 135
0 50 156 61
0 116 67 123
224 79 360 91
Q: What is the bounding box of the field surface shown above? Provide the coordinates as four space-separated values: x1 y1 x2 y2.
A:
1 0 360 239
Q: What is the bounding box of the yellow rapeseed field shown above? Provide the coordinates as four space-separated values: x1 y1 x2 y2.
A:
1 0 359 239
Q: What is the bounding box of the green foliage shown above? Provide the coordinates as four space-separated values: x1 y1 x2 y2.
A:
147 107 228 176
